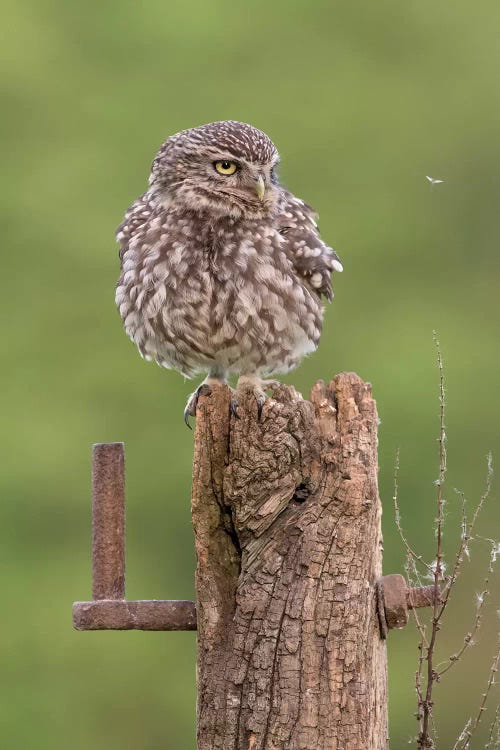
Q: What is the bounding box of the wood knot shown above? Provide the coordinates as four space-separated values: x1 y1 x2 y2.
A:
291 482 311 503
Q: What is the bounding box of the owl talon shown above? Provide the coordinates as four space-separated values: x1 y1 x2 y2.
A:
230 394 266 421
257 399 264 421
183 406 193 430
230 399 240 419
232 375 279 421
184 390 200 429
183 383 213 429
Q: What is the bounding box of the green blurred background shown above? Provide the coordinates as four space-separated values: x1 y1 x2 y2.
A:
2 0 499 747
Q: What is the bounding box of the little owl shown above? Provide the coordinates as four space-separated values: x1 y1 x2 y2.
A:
115 121 343 424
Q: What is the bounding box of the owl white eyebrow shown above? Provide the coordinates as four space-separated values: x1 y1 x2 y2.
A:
212 157 242 169
212 154 241 163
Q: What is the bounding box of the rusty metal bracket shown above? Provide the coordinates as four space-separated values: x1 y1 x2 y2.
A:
376 573 441 639
72 443 197 631
74 444 438 636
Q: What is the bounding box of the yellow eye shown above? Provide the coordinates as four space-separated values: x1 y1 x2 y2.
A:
214 160 237 175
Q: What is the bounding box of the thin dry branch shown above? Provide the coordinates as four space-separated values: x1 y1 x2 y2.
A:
485 704 500 749
403 336 496 750
417 334 447 750
437 582 489 677
441 455 493 608
434 454 494 677
393 335 497 749
452 640 500 750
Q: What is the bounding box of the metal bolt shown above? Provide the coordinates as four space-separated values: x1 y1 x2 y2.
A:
376 574 441 639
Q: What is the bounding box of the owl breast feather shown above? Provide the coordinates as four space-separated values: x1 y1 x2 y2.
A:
116 207 324 378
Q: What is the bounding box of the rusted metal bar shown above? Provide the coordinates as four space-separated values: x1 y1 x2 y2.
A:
73 442 197 631
407 584 439 609
73 599 197 631
92 443 125 600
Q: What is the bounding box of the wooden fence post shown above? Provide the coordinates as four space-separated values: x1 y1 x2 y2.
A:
191 372 388 750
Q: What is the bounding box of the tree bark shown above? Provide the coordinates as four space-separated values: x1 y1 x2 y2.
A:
191 372 388 750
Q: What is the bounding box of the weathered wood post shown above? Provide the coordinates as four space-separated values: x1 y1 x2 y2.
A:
73 371 439 744
192 372 388 750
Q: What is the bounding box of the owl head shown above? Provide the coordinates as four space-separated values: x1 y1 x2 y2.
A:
149 121 281 219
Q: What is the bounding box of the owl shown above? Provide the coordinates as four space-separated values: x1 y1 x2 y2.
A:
115 121 343 424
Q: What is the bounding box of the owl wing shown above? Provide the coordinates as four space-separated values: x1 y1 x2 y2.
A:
277 191 342 301
116 192 154 262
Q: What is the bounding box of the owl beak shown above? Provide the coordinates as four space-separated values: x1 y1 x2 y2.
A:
255 174 266 201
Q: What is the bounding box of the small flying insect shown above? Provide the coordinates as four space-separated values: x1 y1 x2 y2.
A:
426 175 444 185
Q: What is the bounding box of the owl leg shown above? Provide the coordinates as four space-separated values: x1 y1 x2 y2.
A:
184 369 228 428
231 374 280 421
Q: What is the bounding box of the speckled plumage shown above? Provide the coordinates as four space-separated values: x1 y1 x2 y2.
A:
115 121 342 411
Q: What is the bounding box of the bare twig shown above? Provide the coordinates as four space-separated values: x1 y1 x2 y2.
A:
437 582 489 677
395 336 497 749
417 333 447 750
485 704 500 749
435 456 494 676
441 456 493 607
406 554 428 718
452 640 500 750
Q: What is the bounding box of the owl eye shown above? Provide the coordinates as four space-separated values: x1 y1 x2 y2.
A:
214 160 238 175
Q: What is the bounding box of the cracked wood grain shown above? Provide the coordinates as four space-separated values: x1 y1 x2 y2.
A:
192 373 388 750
